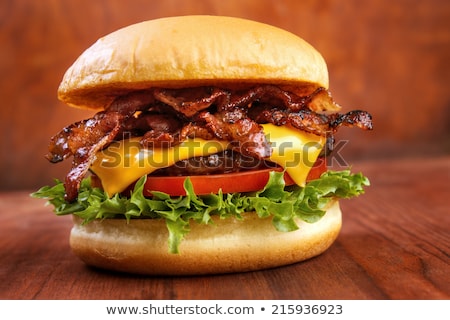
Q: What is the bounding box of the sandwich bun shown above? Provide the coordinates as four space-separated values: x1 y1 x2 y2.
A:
58 15 329 111
70 201 341 275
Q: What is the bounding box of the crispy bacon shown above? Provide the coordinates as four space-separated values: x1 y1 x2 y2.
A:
46 112 124 201
250 107 373 136
223 85 341 113
153 87 230 117
47 85 372 201
195 111 271 158
47 90 156 202
130 113 183 147
330 110 373 131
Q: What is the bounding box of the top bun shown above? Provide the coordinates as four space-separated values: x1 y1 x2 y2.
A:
58 15 329 110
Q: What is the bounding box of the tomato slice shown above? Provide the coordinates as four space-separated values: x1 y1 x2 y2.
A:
139 157 327 197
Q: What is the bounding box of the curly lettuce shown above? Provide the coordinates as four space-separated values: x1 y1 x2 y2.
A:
31 170 369 253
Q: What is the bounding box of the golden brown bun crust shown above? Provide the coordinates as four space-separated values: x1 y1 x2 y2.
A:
69 201 341 275
58 15 329 110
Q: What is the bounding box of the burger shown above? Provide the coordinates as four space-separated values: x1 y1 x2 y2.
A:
32 16 372 275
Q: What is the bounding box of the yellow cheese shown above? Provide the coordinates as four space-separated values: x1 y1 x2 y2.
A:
263 124 325 186
91 138 230 196
90 124 325 196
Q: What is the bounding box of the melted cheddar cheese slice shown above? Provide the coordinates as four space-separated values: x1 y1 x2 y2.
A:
91 124 325 196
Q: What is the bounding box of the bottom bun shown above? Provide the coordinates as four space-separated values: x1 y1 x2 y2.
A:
70 201 341 275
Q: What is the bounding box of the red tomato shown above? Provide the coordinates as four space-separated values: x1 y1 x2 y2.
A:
141 157 327 197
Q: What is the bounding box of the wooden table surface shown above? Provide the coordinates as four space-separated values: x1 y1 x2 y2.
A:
1 156 449 300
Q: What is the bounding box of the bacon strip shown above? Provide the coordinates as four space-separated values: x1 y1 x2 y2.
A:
153 87 230 117
47 112 124 201
46 85 372 201
250 107 372 136
223 85 341 113
47 91 155 202
195 111 271 158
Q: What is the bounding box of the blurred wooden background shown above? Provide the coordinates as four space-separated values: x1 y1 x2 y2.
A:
1 0 449 191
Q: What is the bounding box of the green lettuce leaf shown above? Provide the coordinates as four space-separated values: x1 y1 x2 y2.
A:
31 170 369 253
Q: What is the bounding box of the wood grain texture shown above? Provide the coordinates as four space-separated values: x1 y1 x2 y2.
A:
1 0 450 190
1 156 448 299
